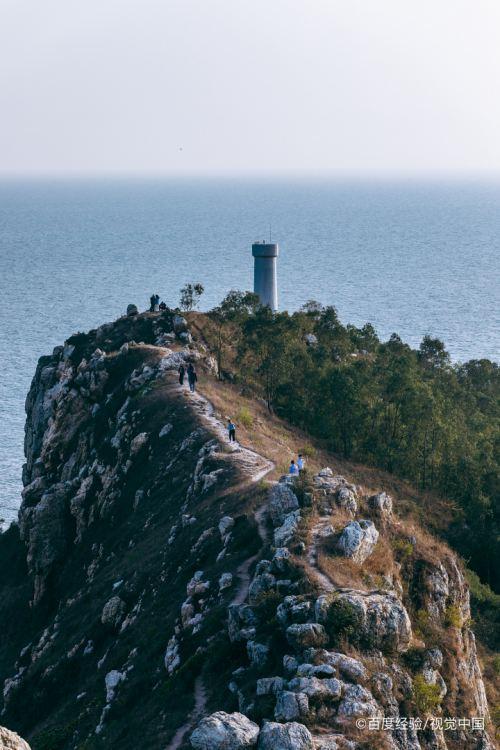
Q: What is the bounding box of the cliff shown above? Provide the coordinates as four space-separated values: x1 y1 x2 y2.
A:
0 310 496 750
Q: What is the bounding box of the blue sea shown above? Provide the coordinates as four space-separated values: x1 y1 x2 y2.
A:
0 178 499 520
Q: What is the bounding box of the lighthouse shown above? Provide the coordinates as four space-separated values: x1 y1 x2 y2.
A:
252 242 279 311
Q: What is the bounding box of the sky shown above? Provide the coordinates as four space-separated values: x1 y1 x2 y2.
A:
1 0 500 176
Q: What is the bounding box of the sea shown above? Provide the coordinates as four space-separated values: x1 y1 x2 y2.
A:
0 177 499 521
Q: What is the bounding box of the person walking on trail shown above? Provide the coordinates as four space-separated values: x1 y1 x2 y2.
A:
289 459 299 476
297 454 305 474
178 364 185 385
187 364 198 392
227 419 236 442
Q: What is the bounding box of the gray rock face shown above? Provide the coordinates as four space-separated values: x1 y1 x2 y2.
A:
274 511 301 547
258 721 313 750
269 484 300 526
305 649 366 682
0 726 31 750
286 623 329 650
335 520 379 563
274 690 309 721
272 547 291 573
19 484 70 604
369 491 393 518
337 684 381 719
101 596 126 628
173 315 188 334
190 711 259 750
288 676 342 701
335 487 357 515
249 573 276 605
256 677 284 696
247 641 270 668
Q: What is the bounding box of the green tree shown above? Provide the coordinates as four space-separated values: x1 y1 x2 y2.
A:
179 283 205 311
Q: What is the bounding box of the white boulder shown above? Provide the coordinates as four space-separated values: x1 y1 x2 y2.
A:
258 721 313 750
190 711 259 749
335 521 379 563
269 484 299 526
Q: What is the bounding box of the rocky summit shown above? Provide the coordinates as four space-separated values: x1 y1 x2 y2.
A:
0 309 496 750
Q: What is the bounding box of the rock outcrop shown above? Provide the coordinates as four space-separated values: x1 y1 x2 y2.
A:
0 726 31 750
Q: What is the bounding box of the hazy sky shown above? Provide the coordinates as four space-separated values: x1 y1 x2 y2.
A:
2 0 500 175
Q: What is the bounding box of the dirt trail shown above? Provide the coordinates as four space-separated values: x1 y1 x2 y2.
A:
307 520 336 594
183 387 274 604
165 676 207 750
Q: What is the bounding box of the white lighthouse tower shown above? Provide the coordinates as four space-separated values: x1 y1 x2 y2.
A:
252 242 279 311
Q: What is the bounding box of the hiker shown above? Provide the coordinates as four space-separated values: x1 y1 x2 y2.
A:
178 364 185 385
297 453 305 474
289 459 299 476
159 300 167 311
227 419 236 442
153 294 160 312
149 294 155 312
187 364 198 392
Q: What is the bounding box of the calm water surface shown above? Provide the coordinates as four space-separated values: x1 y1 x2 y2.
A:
0 178 499 519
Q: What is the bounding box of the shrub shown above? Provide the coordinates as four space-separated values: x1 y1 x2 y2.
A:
491 704 500 737
300 444 316 458
444 604 462 628
493 654 500 675
412 674 443 714
392 538 414 560
325 596 363 646
236 407 253 428
414 608 432 639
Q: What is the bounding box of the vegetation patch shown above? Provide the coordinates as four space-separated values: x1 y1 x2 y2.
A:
412 674 443 714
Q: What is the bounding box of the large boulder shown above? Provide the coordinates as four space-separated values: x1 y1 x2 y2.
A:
368 492 393 518
190 712 259 749
249 573 276 605
269 484 299 526
335 521 379 563
316 592 411 653
101 596 126 628
0 726 31 750
274 511 301 547
173 315 189 334
274 690 309 721
286 623 328 650
336 684 381 719
258 721 313 750
126 303 138 316
305 649 366 683
287 676 342 701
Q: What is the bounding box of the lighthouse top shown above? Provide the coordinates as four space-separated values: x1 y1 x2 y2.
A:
252 242 279 258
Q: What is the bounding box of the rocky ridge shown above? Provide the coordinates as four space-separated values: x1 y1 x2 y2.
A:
0 309 495 750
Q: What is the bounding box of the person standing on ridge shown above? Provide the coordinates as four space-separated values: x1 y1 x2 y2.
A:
187 364 198 392
289 459 299 476
297 454 305 474
227 419 236 442
178 364 185 385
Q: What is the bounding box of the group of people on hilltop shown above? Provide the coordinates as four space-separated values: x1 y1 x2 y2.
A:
178 363 198 392
289 454 305 476
149 294 167 312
